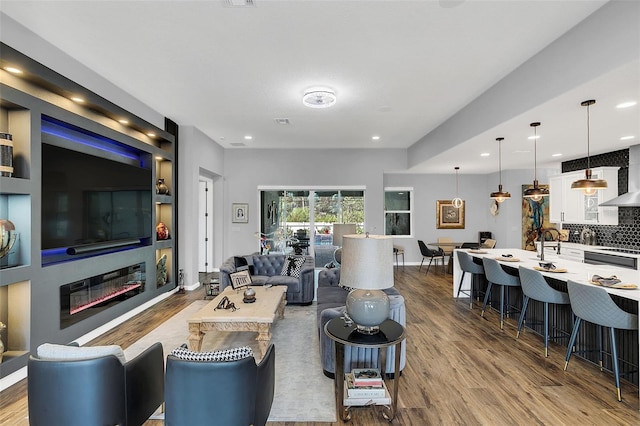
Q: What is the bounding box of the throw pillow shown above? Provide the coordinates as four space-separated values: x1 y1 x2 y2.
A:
234 256 254 274
280 256 306 278
170 345 254 362
37 343 127 364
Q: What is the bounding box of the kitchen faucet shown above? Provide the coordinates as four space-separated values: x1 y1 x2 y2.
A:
538 228 560 261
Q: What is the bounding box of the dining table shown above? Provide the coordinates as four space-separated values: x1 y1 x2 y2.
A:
428 241 479 273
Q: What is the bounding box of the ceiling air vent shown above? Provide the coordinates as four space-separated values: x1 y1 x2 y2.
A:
230 142 246 147
222 0 255 7
274 118 290 125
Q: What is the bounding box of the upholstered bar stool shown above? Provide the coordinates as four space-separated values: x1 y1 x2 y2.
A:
517 267 572 357
455 251 485 309
564 280 638 401
481 257 521 330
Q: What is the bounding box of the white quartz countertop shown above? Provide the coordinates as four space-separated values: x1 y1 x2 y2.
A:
455 248 640 302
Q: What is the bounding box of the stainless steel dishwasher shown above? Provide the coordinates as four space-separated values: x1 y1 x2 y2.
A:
584 249 639 270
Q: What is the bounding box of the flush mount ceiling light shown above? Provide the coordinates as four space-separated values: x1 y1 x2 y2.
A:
452 166 463 208
490 137 511 203
571 99 607 196
302 89 336 108
523 122 549 202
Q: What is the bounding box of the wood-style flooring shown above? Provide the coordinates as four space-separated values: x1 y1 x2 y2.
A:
2 266 639 425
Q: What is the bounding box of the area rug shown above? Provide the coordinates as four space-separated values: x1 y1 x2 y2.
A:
124 299 336 423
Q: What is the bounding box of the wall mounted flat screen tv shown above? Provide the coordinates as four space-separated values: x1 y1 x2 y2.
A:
41 138 152 263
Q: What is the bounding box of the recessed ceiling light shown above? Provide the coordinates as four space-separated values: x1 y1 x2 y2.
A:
147 132 156 137
302 88 337 108
552 153 563 157
372 136 380 141
4 66 23 74
118 119 129 124
480 152 490 157
620 135 635 141
616 101 637 109
244 135 253 140
155 156 163 160
71 96 85 103
527 135 540 140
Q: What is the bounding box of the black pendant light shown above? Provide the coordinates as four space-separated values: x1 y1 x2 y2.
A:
523 122 549 201
452 166 463 208
571 99 607 195
490 137 511 202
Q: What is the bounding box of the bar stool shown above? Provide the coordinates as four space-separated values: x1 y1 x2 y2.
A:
517 267 572 357
455 251 484 309
481 257 521 330
393 246 405 270
564 280 638 401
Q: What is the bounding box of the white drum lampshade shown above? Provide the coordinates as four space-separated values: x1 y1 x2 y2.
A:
340 234 394 334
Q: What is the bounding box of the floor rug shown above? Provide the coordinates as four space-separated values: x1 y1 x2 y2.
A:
124 299 336 423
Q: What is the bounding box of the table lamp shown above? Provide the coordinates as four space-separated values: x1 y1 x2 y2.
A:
339 233 394 334
332 223 357 264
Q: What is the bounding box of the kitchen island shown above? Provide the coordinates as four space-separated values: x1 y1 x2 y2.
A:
453 248 640 398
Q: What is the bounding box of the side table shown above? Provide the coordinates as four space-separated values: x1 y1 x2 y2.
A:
324 317 406 422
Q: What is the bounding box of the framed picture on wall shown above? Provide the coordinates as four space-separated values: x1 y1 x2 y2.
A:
436 200 465 229
232 203 249 223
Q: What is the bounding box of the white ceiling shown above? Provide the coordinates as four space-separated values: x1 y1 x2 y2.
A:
1 0 638 174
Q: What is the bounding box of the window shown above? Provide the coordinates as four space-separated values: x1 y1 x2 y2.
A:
384 188 412 236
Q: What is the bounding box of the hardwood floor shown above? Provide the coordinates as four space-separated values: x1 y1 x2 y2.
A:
2 266 639 425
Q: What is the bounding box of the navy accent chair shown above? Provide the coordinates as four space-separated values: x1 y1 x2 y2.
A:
564 280 638 401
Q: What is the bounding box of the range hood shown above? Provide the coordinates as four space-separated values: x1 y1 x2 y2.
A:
600 144 640 207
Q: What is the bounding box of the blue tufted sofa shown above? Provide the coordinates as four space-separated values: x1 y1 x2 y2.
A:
317 267 406 378
219 254 315 305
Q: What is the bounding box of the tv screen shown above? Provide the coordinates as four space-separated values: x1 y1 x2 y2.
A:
41 143 152 253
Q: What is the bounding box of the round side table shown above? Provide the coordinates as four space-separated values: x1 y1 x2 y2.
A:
324 317 406 422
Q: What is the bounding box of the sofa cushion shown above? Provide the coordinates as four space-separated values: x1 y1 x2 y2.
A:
267 275 299 292
280 256 306 278
37 343 127 364
170 345 254 362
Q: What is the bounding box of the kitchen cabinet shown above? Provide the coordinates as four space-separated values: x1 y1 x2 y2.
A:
549 167 618 225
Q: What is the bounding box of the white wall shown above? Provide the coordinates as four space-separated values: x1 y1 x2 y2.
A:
222 148 406 260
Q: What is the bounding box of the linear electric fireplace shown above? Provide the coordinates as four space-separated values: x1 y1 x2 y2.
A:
60 263 145 328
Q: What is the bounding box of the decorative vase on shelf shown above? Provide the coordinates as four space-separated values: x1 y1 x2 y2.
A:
0 219 17 259
156 179 170 195
0 321 6 363
156 222 170 240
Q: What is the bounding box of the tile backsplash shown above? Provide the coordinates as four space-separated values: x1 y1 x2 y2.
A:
561 147 639 249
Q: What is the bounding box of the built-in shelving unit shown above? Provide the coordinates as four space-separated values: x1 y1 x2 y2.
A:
0 43 177 378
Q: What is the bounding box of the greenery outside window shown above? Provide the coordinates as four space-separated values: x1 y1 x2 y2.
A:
384 188 412 236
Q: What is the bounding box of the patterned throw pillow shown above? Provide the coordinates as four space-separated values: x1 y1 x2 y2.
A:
170 345 254 362
280 256 306 278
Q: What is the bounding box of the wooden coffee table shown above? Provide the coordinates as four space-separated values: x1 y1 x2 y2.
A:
187 285 287 357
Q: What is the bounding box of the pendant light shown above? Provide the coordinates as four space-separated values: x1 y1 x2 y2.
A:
571 99 607 195
490 137 511 202
523 122 549 202
452 166 463 208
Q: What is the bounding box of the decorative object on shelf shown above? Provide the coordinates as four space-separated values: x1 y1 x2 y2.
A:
243 286 256 303
490 137 511 202
0 218 17 259
523 122 549 201
232 203 249 223
571 99 608 195
436 200 465 229
156 178 170 195
0 132 13 177
339 233 394 334
156 254 168 286
156 222 170 240
451 166 463 208
0 321 6 363
178 268 185 294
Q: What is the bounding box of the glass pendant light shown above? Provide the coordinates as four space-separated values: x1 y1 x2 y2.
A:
571 99 607 195
452 166 463 208
523 122 549 202
490 137 511 202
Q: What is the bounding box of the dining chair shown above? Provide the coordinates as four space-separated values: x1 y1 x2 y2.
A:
564 280 638 401
481 257 521 330
417 240 445 274
517 267 572 357
482 238 497 249
437 237 454 257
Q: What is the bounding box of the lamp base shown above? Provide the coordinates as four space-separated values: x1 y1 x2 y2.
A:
345 289 390 334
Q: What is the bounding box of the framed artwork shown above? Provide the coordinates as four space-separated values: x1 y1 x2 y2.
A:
229 270 252 290
232 203 249 223
521 184 551 250
436 200 465 229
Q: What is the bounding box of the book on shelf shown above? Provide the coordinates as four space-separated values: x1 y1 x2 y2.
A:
345 373 386 398
343 380 391 406
351 368 383 387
